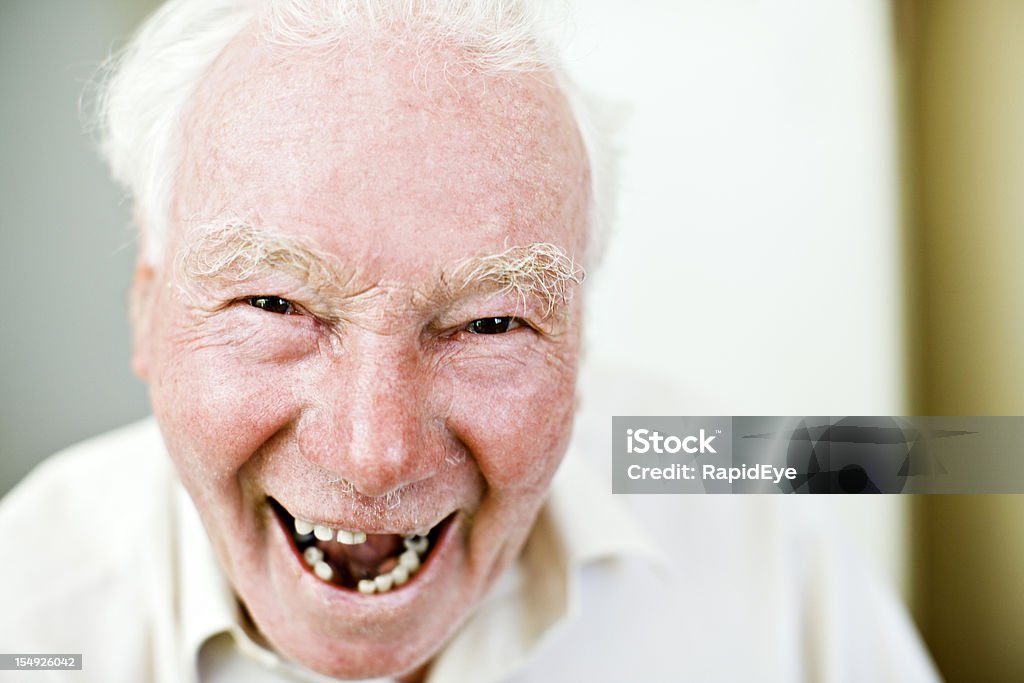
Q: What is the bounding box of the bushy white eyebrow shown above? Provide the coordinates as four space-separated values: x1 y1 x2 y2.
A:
179 218 340 292
177 218 584 319
450 242 585 317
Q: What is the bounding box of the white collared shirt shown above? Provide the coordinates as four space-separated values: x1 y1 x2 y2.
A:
0 419 939 682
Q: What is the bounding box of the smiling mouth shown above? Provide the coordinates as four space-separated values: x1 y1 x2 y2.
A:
269 498 450 594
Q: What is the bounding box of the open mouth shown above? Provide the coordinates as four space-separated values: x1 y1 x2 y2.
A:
269 498 451 594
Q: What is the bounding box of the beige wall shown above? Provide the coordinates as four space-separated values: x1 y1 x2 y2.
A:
918 497 1024 682
903 1 1024 680
914 1 1024 413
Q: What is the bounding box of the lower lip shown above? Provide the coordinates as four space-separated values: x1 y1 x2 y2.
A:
267 502 462 608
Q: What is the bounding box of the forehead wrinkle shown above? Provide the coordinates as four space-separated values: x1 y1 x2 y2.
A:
448 242 585 318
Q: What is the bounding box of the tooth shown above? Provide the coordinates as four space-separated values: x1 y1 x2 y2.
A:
303 546 324 566
294 519 315 535
414 528 431 537
391 565 409 586
335 529 367 545
399 550 420 572
313 561 334 581
313 525 334 541
404 536 428 554
374 574 394 593
358 579 377 595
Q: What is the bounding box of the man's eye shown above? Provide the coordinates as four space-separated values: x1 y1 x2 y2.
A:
246 296 296 315
467 317 522 334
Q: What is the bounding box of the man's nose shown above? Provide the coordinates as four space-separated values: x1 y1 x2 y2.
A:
297 335 445 499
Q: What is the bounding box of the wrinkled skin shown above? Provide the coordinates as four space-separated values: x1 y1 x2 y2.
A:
131 26 590 681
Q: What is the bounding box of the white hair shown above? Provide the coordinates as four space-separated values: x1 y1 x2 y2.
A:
95 0 617 266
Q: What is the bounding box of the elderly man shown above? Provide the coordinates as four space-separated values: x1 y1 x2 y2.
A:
0 1 941 682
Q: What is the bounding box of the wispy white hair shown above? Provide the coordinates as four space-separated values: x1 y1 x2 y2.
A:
95 0 617 266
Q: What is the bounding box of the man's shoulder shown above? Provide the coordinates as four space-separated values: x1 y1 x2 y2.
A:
0 419 174 648
0 418 171 537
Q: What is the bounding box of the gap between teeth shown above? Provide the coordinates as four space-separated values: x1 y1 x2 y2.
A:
295 517 431 594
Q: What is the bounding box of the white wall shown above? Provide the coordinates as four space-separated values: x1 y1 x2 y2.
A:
566 0 911 596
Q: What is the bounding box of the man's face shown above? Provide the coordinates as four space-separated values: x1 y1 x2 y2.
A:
132 28 589 680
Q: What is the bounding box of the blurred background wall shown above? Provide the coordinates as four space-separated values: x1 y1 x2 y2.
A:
897 1 1024 680
0 0 152 497
0 0 1021 680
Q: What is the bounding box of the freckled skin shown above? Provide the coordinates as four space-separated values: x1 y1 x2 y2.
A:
131 27 589 682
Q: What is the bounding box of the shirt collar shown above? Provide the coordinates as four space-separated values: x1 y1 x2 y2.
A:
174 446 664 683
175 484 254 678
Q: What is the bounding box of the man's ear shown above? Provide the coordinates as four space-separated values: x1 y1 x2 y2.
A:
130 254 157 381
